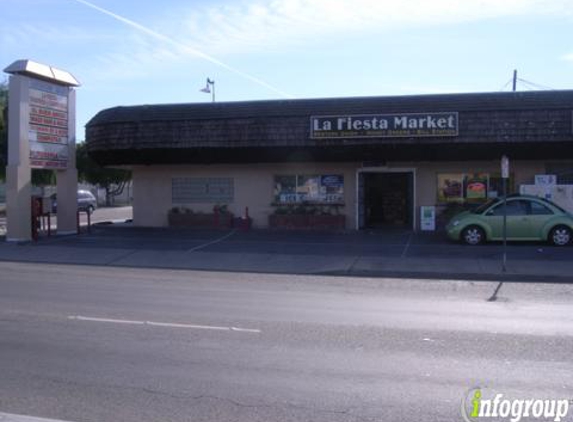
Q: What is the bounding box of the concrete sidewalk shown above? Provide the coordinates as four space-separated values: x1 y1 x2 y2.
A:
0 225 571 282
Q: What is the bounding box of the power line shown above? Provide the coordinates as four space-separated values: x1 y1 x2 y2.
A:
499 72 555 91
499 78 513 91
517 77 554 90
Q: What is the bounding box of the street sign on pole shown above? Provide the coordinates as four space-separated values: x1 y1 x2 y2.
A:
501 155 509 273
501 155 509 179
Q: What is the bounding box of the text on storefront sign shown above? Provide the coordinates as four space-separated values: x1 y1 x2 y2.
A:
310 112 458 138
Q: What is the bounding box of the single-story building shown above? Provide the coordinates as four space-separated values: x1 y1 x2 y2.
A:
85 90 573 231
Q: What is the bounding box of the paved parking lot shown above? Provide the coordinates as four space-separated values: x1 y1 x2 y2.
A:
0 222 567 282
37 224 571 261
0 206 133 237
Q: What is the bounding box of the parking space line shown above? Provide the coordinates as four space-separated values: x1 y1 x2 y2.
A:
187 229 237 252
401 232 413 258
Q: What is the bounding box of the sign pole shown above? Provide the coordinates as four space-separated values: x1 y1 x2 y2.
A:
501 155 509 273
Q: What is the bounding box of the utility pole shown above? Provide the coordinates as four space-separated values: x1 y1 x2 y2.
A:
512 69 517 92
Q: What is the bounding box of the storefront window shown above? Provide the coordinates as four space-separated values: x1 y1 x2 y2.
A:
297 175 320 202
172 177 234 203
487 173 514 199
437 174 464 203
463 173 488 202
437 172 513 204
274 174 344 204
274 175 297 203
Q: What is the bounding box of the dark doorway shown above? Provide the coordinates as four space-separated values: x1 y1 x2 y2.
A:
363 172 413 229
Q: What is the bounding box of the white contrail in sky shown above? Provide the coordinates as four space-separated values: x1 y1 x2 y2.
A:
72 0 294 98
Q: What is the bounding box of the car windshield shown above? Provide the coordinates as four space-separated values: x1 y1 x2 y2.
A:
471 198 500 214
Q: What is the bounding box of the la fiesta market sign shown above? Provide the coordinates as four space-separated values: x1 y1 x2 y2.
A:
310 112 458 139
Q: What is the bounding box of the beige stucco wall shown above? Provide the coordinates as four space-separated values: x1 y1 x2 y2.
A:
132 160 549 230
132 163 360 228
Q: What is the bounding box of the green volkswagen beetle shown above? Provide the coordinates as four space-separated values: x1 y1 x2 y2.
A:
446 195 573 246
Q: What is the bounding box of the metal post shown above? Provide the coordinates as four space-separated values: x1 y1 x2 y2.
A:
502 177 507 273
501 154 510 273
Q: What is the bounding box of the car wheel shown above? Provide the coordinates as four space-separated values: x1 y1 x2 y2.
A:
549 225 572 246
88 205 95 214
461 225 485 245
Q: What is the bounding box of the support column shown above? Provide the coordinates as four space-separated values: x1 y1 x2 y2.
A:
56 87 78 235
6 164 31 241
5 75 32 242
56 168 78 234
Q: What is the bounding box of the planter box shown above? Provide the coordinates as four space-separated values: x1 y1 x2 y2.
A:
269 214 345 230
168 212 233 228
233 217 252 230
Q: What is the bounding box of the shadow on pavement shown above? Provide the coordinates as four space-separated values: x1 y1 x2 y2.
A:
0 224 571 283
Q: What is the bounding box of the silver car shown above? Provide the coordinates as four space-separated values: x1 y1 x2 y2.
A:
51 190 98 214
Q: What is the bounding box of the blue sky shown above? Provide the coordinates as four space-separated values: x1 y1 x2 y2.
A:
2 0 573 140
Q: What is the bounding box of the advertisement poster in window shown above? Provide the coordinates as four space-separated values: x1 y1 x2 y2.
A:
320 175 344 203
297 175 320 201
274 174 345 203
464 173 488 201
274 175 297 203
437 174 463 203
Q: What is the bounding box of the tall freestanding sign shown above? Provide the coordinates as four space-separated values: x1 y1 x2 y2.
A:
4 60 80 241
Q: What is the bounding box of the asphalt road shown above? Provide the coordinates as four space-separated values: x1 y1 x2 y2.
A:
1 262 572 422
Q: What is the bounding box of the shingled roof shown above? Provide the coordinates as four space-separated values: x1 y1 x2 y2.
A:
86 90 573 166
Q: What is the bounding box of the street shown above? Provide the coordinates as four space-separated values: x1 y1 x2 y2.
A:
1 262 572 422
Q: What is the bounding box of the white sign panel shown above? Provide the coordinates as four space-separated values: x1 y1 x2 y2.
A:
501 155 509 179
420 206 436 231
28 79 69 169
534 175 557 186
29 141 69 169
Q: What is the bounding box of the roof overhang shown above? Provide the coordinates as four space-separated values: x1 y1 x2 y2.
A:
4 59 80 87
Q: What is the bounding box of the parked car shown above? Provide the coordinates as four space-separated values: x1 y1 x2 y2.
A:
446 194 573 246
51 190 97 214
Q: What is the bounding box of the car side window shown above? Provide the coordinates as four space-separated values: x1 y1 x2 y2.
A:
529 201 553 215
488 200 529 216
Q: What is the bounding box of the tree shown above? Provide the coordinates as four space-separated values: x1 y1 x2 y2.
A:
76 141 131 206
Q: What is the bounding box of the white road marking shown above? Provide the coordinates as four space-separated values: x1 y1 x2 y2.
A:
67 315 261 333
231 327 263 333
145 321 229 331
0 412 77 422
68 315 144 325
400 232 413 258
187 229 237 252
